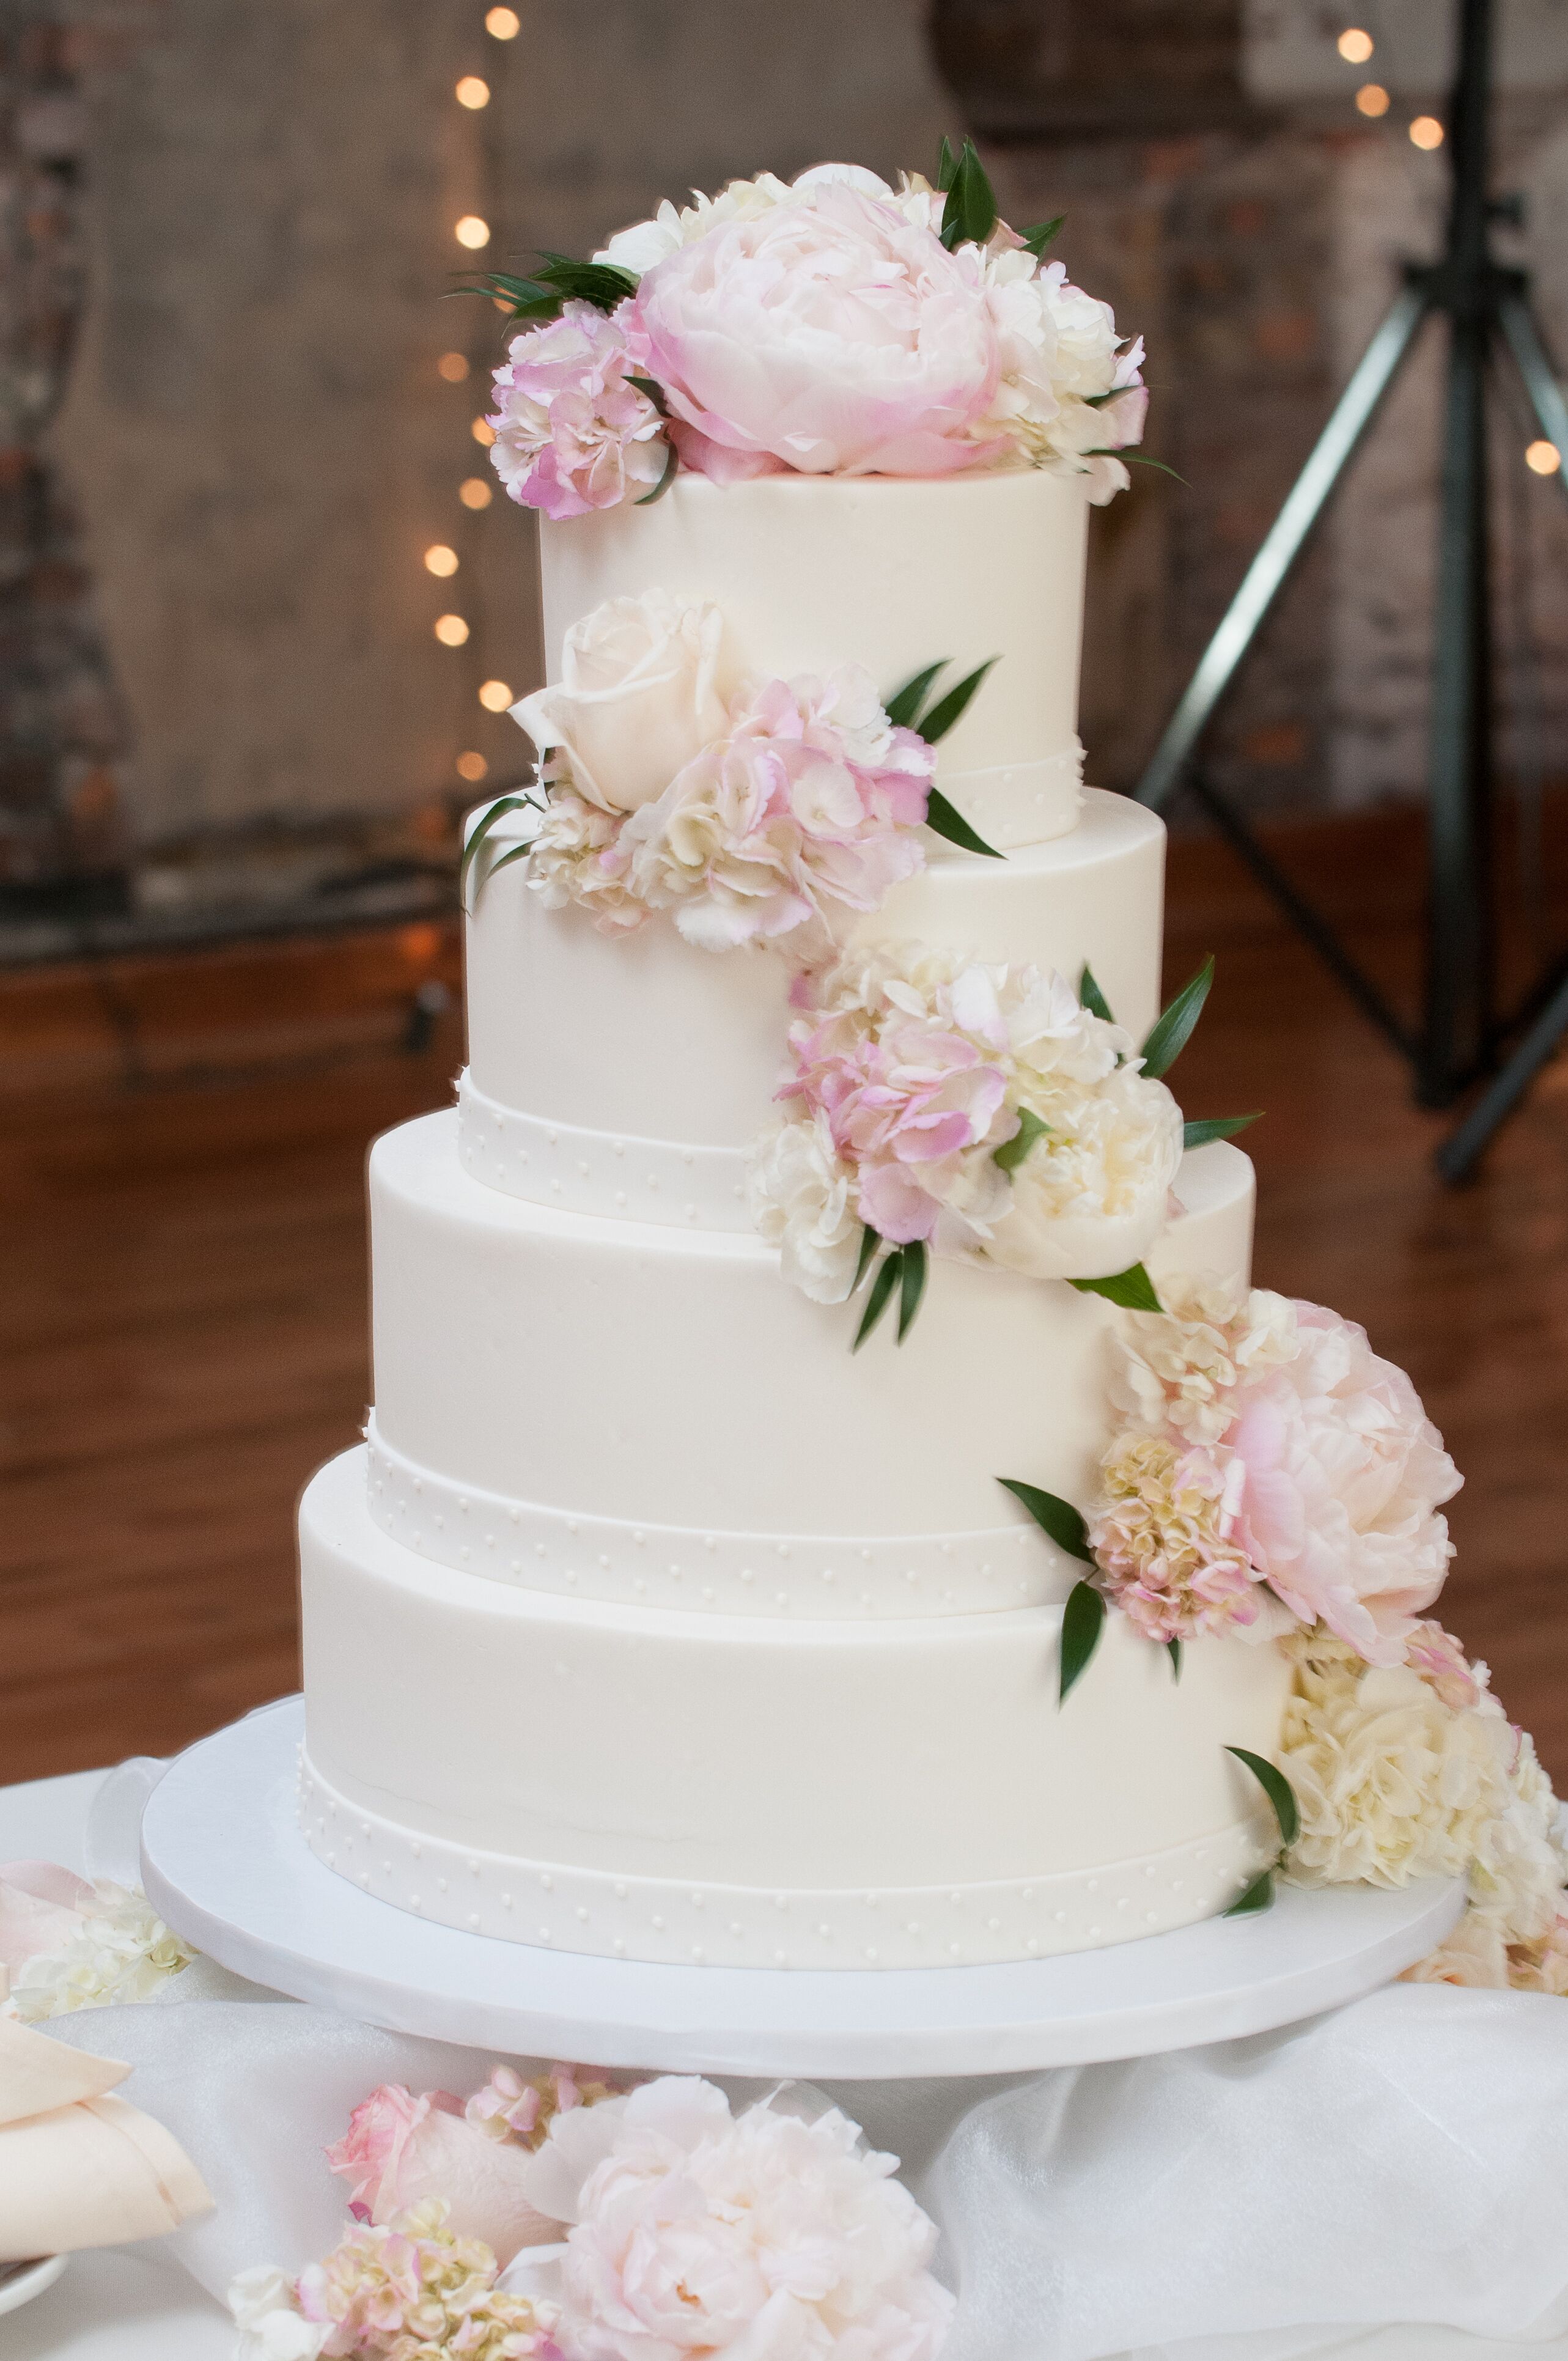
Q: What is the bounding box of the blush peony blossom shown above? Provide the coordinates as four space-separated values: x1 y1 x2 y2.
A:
1086 1432 1268 1643
629 178 1003 479
515 2076 954 2361
752 945 1181 1288
488 300 666 519
326 2085 560 2267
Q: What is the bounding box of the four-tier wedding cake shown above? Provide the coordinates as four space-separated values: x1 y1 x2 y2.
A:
295 154 1553 1992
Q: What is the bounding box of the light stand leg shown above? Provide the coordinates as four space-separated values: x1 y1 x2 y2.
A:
1135 287 1430 814
1496 290 1568 485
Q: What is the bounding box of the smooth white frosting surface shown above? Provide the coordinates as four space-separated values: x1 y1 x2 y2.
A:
370 1114 1255 1540
537 469 1089 850
300 1447 1290 1969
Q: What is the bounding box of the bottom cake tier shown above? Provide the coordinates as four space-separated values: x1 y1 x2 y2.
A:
299 1448 1292 1970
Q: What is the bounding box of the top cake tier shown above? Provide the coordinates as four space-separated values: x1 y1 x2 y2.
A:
537 468 1089 853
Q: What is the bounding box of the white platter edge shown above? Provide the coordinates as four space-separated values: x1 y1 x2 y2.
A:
141 1697 1465 2079
0 2255 70 2315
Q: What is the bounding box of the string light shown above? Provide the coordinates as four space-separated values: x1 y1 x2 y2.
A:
438 351 470 383
434 614 470 647
471 417 496 446
485 6 520 34
455 215 490 249
1337 27 1374 62
1355 82 1390 117
1526 440 1562 476
479 678 513 712
458 476 493 510
455 75 490 108
456 751 490 783
1410 116 1444 150
424 543 460 577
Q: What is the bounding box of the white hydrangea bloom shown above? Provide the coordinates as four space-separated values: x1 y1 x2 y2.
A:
228 2267 329 2361
4 1881 194 2023
748 1110 863 1303
1112 1278 1301 1446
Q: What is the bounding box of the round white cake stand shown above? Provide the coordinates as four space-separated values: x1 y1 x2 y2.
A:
141 1697 1465 2079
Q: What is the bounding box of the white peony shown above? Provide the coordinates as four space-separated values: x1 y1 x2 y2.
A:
986 1059 1183 1282
1113 1278 1301 1446
513 592 728 814
518 2076 954 2361
748 1110 863 1303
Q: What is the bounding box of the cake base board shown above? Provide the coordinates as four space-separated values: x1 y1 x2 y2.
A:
141 1698 1465 2079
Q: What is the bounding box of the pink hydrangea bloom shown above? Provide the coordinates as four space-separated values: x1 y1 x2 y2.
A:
489 301 666 520
1087 1433 1268 1643
619 666 934 949
784 1004 1007 1243
630 179 1003 479
1224 1302 1461 1667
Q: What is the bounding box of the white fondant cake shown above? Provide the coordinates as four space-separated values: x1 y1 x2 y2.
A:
298 457 1290 1970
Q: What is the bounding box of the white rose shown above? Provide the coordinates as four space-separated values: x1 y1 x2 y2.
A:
748 1113 862 1303
985 1065 1184 1281
512 591 727 813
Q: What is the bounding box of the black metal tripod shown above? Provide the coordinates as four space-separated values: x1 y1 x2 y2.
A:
1132 0 1568 1179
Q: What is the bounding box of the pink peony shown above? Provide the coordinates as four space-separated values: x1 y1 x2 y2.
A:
621 666 933 950
326 2087 559 2269
518 2076 954 2361
784 1006 1007 1243
489 300 666 520
630 179 1003 479
1224 1302 1461 1667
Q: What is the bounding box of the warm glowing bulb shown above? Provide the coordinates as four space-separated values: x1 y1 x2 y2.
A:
1337 26 1374 62
455 75 490 108
1526 439 1561 476
434 613 470 647
455 215 490 250
479 678 513 712
457 751 490 783
459 476 494 510
1355 81 1390 117
471 416 496 447
437 350 470 383
424 543 459 578
485 6 520 35
1409 115 1444 150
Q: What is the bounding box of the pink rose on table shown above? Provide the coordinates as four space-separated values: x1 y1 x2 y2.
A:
489 299 666 520
1226 1302 1461 1667
630 179 1002 479
326 2085 559 2267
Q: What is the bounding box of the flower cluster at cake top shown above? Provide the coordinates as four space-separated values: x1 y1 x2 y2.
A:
478 145 1147 516
236 2069 954 2361
749 945 1183 1317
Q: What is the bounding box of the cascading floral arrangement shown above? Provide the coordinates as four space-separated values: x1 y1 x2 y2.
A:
234 2068 954 2361
471 142 1149 516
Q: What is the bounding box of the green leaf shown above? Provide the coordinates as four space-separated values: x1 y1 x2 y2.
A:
1167 1637 1183 1681
1139 957 1215 1080
634 435 680 506
993 1106 1050 1176
940 138 998 251
851 1223 881 1294
936 134 959 193
1078 963 1116 1026
535 252 639 309
997 1478 1094 1564
1069 1264 1163 1313
1020 214 1065 259
1059 1579 1106 1704
924 787 1004 860
626 373 670 417
917 658 996 745
1182 1113 1262 1151
1084 450 1188 485
897 1238 927 1343
1224 1866 1276 1918
1226 1746 1301 1850
459 794 533 908
852 1249 902 1352
884 661 946 731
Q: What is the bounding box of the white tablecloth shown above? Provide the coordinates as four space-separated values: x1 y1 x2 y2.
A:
2 1769 1564 2361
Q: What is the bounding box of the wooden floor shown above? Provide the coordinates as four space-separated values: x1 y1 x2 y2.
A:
3 819 1567 1789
